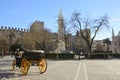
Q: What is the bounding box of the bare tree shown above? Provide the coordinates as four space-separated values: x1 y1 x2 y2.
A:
64 20 72 51
22 32 36 50
22 28 55 52
70 11 109 56
0 39 8 51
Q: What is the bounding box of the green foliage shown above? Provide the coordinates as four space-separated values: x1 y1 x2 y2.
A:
58 54 74 59
85 53 108 59
103 38 111 45
45 53 75 60
45 53 57 59
109 53 120 58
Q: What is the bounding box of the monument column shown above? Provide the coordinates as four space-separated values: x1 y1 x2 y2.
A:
55 9 66 53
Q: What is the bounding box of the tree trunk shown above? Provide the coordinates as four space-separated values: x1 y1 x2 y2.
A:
87 45 92 57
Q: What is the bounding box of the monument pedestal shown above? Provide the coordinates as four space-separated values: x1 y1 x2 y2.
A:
55 40 66 53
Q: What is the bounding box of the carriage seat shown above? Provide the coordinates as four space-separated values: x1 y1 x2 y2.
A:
32 50 44 53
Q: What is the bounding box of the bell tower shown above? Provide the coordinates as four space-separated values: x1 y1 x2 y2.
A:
55 9 66 53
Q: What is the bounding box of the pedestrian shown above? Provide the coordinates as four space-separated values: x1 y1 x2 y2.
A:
15 48 21 68
1 51 4 58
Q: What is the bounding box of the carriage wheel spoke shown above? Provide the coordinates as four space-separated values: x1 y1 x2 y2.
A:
39 58 47 74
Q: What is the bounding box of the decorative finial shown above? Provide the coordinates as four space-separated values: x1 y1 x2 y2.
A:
58 9 63 19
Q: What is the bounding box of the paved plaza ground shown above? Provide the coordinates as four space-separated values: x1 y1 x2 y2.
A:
0 56 120 80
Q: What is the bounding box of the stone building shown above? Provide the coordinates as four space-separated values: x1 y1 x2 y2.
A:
74 29 91 53
0 26 28 46
30 21 44 32
0 10 91 53
0 20 44 50
111 29 120 53
92 40 103 52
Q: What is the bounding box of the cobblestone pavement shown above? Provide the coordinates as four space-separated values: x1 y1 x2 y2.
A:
1 56 120 80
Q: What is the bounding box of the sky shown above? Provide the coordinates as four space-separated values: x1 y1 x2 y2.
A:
0 0 120 40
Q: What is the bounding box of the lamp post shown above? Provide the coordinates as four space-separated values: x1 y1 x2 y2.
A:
102 43 106 59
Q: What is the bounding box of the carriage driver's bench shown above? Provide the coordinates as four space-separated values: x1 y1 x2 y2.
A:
12 50 47 75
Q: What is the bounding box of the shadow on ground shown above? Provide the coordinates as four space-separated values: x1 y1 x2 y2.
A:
0 69 22 79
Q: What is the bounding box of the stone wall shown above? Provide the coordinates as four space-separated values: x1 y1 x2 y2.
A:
0 26 29 45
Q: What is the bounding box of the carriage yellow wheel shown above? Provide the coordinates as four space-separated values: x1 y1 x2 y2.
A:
39 58 47 74
21 58 30 75
12 60 16 71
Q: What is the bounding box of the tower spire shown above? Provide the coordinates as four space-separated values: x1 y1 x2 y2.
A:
58 9 63 19
112 28 114 37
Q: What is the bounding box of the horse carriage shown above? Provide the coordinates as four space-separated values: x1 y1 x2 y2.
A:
12 50 47 75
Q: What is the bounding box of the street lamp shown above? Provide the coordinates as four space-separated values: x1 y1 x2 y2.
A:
102 43 107 59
